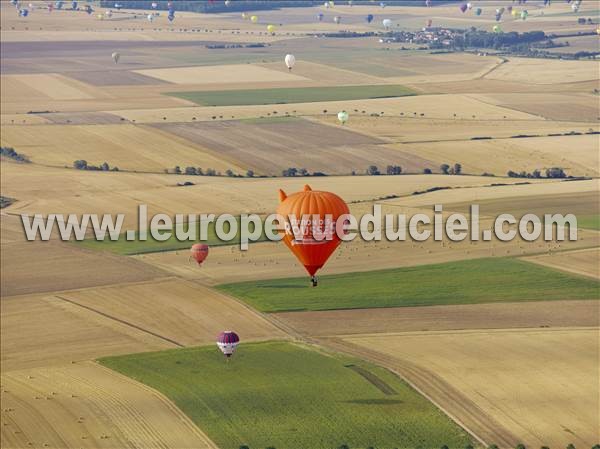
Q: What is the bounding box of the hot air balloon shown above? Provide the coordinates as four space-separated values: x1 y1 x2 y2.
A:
329 1 335 6
225 0 230 5
111 52 120 64
55 1 64 9
71 1 77 10
216 331 239 358
511 9 519 17
151 2 157 8
250 15 258 23
284 54 296 71
366 14 373 23
520 10 528 20
333 15 341 24
466 2 472 9
338 110 349 124
324 1 330 8
190 243 209 265
267 24 275 33
317 12 324 21
426 18 433 27
168 12 174 21
277 185 350 286
425 0 431 5
97 13 103 19
459 3 468 13
85 4 92 14
382 18 392 29
380 1 386 7
348 0 353 6
19 8 28 16
241 12 248 19
114 2 122 10
105 9 112 18
48 3 54 12
475 8 482 16
571 2 579 11
493 24 502 33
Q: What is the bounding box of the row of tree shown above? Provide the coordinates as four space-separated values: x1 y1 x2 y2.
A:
1 146 30 163
507 167 568 179
238 443 597 449
73 160 119 171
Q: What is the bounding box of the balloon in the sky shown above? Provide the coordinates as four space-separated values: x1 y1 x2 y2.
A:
216 331 239 358
333 15 341 24
426 18 433 27
366 14 373 23
251 15 258 23
511 9 519 17
151 2 157 9
147 14 154 22
382 18 392 29
317 12 323 21
105 9 112 18
475 8 482 16
267 24 275 33
466 2 472 9
19 8 29 16
284 54 296 71
71 1 77 10
425 0 431 6
277 185 350 286
337 110 349 124
242 12 248 19
493 24 502 33
55 1 64 9
85 4 92 14
380 1 386 7
520 10 528 20
97 13 103 19
190 243 209 265
459 3 468 13
225 0 230 5
168 12 174 21
111 52 120 64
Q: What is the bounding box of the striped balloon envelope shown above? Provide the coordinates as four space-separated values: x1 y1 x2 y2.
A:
216 331 240 358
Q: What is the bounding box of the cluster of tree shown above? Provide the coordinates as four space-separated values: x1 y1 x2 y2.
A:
173 166 262 178
0 196 15 209
440 163 462 175
73 160 118 171
450 30 546 51
282 167 327 177
364 165 403 176
1 146 30 163
507 167 567 179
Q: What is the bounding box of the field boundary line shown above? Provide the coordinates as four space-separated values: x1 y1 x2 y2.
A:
53 295 185 348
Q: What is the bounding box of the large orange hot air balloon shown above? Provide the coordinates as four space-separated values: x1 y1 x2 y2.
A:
277 185 349 287
190 243 209 266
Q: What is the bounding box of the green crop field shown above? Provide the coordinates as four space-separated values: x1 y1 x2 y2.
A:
76 216 269 255
100 341 472 449
578 214 600 230
217 257 600 312
167 84 416 107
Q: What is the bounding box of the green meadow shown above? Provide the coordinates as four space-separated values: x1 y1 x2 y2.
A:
167 84 416 107
217 257 600 313
100 341 471 449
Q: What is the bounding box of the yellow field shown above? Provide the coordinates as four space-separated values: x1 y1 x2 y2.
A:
136 227 600 285
1 362 217 449
486 57 600 84
391 134 599 177
3 161 546 229
523 247 600 280
342 328 600 448
0 124 245 172
136 64 310 85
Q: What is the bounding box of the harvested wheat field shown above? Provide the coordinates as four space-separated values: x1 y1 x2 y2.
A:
3 161 543 229
274 299 600 337
0 215 164 297
150 117 434 175
523 247 600 280
136 64 309 85
0 124 245 173
391 134 600 177
136 227 600 285
0 294 172 371
340 327 600 448
57 279 285 347
486 57 599 84
0 361 217 449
